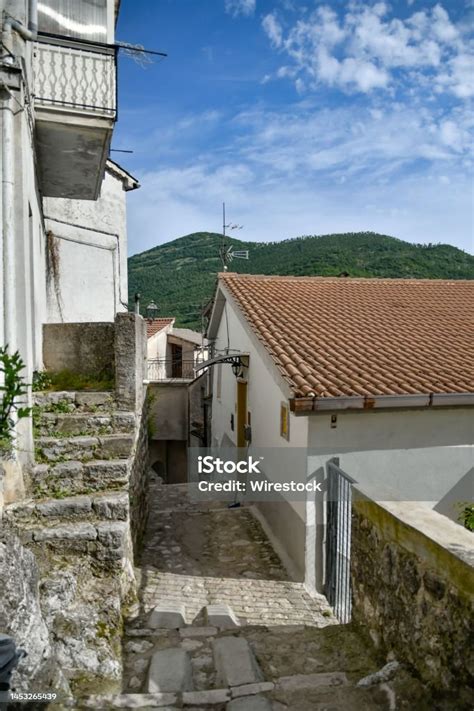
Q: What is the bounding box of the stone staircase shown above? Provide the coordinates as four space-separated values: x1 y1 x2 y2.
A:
3 390 146 694
77 602 430 711
4 391 137 570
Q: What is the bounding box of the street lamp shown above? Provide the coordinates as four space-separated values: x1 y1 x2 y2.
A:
146 301 159 320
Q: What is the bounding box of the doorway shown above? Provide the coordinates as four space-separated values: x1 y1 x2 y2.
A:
236 379 248 448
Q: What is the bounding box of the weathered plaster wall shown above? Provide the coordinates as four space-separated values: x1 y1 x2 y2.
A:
351 496 474 696
44 169 129 323
43 322 115 378
148 383 188 440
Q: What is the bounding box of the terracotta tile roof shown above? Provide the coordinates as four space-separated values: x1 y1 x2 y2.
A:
146 318 175 338
219 274 474 399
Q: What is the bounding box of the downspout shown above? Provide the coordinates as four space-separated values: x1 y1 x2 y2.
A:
1 1 38 351
2 0 38 59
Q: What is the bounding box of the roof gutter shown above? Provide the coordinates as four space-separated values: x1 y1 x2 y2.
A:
289 392 474 414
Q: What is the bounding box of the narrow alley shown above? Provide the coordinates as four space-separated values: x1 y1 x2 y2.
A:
80 473 433 711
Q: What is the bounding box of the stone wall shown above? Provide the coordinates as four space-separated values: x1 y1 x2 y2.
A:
115 312 147 411
351 495 474 695
43 323 115 378
129 393 150 553
0 533 66 695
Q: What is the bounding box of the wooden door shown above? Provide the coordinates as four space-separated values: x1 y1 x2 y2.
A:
236 379 248 448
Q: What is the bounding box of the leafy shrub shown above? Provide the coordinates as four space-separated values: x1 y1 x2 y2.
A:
0 346 31 454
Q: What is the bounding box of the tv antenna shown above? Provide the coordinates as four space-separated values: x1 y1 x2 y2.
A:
219 202 249 271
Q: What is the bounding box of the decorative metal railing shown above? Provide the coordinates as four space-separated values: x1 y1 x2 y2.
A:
32 38 117 117
147 359 197 382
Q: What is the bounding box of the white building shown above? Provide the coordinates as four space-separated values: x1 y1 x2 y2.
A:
146 318 207 381
45 159 139 323
207 274 474 589
0 0 135 501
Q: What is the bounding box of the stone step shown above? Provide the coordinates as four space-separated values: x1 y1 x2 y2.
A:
35 433 134 463
147 648 194 693
6 517 131 565
30 459 130 497
213 637 264 688
34 390 115 413
34 411 135 437
3 491 129 524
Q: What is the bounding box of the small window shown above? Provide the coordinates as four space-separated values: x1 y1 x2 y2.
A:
216 363 222 400
280 402 290 441
38 0 108 42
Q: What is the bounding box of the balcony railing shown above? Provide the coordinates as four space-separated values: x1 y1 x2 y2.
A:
32 38 117 118
147 359 197 382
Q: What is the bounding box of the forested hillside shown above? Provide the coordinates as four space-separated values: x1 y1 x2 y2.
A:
128 232 474 329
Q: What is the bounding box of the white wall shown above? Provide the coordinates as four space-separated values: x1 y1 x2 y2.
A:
211 289 309 579
306 407 474 591
307 408 473 509
0 7 48 501
44 169 129 323
147 328 169 360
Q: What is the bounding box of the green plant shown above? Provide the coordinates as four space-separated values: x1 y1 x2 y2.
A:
0 346 31 454
32 370 53 392
47 369 114 392
457 502 474 532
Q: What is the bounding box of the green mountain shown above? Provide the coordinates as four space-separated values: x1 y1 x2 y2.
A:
128 231 474 329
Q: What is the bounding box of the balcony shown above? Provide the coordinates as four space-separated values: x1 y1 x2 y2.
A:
147 359 198 382
32 37 117 200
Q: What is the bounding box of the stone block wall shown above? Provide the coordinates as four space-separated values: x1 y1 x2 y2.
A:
351 496 474 694
43 323 115 378
129 394 150 553
115 312 147 411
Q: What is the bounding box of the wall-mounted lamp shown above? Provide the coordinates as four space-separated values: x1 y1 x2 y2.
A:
146 300 159 320
231 359 245 378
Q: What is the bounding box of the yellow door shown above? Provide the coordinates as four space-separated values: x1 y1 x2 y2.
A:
236 380 247 448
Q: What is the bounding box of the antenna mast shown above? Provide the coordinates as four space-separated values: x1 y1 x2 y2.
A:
219 202 248 271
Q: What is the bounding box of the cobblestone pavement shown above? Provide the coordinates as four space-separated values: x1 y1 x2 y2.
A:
117 476 436 710
129 478 335 628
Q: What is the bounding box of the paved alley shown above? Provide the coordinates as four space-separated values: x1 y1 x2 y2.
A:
79 474 435 711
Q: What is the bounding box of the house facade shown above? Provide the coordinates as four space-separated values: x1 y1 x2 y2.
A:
207 274 474 589
146 318 207 381
0 0 135 502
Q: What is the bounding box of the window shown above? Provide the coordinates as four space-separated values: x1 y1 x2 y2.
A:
280 402 290 441
216 363 222 400
38 0 108 42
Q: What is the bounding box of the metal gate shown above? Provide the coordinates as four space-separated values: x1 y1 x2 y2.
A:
325 457 356 623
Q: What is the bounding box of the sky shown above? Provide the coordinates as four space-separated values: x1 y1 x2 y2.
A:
114 1 474 256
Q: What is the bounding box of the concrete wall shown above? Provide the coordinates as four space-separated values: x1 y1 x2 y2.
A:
44 168 130 323
148 383 188 441
210 288 309 580
351 495 474 698
43 323 115 378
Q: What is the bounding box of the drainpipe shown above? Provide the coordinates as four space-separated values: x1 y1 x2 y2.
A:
2 0 38 61
1 85 15 351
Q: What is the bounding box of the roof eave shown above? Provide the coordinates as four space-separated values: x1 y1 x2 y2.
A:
290 392 474 414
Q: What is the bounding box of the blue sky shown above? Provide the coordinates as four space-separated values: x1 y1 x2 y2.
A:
115 1 473 256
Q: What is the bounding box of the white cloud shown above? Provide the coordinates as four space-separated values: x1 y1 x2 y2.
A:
262 14 283 48
127 102 473 255
225 0 256 18
262 3 473 98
